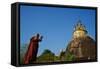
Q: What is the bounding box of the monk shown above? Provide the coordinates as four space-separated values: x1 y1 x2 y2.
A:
23 33 43 64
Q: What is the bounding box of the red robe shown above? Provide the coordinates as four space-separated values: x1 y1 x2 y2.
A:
24 34 42 64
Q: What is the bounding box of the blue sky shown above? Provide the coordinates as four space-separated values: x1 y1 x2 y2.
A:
20 5 96 56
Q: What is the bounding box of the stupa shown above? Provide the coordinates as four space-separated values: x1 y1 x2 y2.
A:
66 20 96 60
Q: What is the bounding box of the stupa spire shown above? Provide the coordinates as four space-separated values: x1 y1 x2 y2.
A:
73 20 87 38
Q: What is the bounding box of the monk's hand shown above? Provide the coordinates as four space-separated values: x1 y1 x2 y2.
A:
41 36 43 40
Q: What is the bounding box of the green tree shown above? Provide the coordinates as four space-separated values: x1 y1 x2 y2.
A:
65 52 75 61
37 49 55 62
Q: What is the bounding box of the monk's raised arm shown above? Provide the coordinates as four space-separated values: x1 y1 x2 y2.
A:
39 36 43 42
